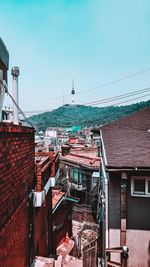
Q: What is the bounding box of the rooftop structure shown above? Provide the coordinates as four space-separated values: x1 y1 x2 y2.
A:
60 153 100 170
101 106 150 168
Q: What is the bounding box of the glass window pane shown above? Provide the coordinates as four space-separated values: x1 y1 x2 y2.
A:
81 173 87 187
134 179 145 193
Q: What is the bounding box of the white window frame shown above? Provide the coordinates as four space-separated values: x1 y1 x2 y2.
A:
131 176 150 197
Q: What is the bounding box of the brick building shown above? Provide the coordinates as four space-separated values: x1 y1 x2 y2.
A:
34 151 74 256
0 123 35 267
34 155 53 258
52 189 74 254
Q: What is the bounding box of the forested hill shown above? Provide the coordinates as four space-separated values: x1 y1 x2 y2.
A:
30 100 150 131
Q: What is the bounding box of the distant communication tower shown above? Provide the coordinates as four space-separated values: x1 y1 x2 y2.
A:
71 79 75 105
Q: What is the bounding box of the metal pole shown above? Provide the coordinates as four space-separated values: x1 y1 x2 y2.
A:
11 66 19 125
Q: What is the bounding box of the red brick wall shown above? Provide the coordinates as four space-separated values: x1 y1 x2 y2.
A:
0 123 35 267
36 151 59 177
34 190 52 257
53 201 72 252
34 156 53 257
35 156 51 192
0 123 35 230
0 197 30 267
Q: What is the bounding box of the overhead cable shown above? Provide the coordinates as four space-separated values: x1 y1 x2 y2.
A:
24 86 150 114
23 67 150 103
84 87 150 106
7 91 35 128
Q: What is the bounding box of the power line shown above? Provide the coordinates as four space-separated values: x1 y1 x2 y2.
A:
84 87 150 106
113 93 150 106
77 67 150 95
22 67 150 103
23 86 150 114
7 91 35 128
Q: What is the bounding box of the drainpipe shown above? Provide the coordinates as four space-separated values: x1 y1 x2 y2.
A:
105 175 109 249
100 129 109 264
11 66 19 125
100 130 109 248
101 157 109 249
66 165 70 194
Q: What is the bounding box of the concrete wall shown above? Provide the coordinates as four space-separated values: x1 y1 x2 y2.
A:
108 171 150 267
127 230 150 267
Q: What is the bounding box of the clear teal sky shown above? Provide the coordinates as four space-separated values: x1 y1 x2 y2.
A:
1 0 150 112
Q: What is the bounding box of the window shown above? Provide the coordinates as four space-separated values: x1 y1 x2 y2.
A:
131 177 150 197
70 168 87 187
70 168 81 184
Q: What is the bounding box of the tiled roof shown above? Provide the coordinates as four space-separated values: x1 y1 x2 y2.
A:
60 153 100 169
101 107 150 168
70 147 98 158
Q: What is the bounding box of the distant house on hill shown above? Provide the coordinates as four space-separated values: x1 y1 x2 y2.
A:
100 107 150 267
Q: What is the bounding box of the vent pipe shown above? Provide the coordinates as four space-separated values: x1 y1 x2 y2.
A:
11 66 19 125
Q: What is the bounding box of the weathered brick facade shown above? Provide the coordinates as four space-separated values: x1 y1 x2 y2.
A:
36 151 59 178
0 123 35 267
35 156 51 192
0 124 72 266
34 155 52 257
0 197 30 267
52 200 72 253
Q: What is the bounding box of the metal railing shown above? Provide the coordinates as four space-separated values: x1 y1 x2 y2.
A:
83 238 98 267
106 246 129 267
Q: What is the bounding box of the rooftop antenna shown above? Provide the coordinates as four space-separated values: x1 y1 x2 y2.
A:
71 79 75 105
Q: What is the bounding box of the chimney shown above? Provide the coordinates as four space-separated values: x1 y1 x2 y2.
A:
61 144 70 156
11 66 20 125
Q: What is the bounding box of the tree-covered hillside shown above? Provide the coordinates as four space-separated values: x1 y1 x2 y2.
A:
30 101 150 132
